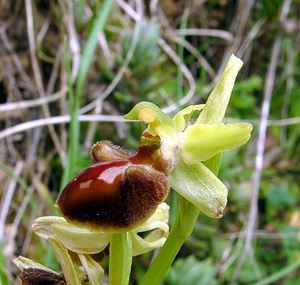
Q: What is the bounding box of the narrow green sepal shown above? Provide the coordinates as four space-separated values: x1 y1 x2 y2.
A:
33 216 109 254
124 101 174 133
196 54 243 124
170 158 228 218
181 122 253 163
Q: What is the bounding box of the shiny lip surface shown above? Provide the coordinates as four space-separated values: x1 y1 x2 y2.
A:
56 142 170 231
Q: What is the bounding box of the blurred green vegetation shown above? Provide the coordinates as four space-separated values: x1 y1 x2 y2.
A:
1 0 300 284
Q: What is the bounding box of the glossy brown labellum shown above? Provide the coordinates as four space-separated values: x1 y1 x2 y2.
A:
56 140 170 231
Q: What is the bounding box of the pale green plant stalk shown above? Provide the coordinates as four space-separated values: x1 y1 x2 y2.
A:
140 197 200 285
140 55 244 285
0 242 9 285
109 233 132 285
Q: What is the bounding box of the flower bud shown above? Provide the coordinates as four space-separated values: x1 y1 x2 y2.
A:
13 256 66 285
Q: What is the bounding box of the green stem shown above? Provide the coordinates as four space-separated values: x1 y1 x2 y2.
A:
0 242 9 285
253 258 300 285
141 53 240 285
109 233 132 285
0 163 36 211
61 0 114 188
140 198 199 285
141 155 221 285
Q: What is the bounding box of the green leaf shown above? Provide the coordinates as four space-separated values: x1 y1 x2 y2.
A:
165 257 218 285
266 185 296 209
170 158 228 218
0 242 9 285
181 122 253 163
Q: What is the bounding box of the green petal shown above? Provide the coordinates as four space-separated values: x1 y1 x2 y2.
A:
78 254 104 285
134 203 169 232
124 101 175 135
131 231 167 257
169 158 228 218
33 216 109 254
131 203 169 256
172 104 205 131
124 101 178 161
49 238 81 285
181 123 253 163
196 54 243 124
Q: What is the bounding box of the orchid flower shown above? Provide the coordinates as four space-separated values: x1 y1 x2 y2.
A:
14 54 253 285
14 203 169 285
124 54 253 218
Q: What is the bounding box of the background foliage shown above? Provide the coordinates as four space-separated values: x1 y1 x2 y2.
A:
0 0 300 284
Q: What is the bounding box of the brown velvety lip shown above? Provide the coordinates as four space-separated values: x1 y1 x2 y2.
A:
56 160 169 231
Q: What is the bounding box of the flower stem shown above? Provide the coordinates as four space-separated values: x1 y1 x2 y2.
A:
109 233 132 285
141 153 221 285
140 198 199 285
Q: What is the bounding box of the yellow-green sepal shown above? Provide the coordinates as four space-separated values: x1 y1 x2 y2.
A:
49 238 81 285
181 122 253 164
169 158 228 218
33 216 109 254
196 54 243 124
124 101 177 139
124 102 179 162
13 256 57 274
124 102 174 131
